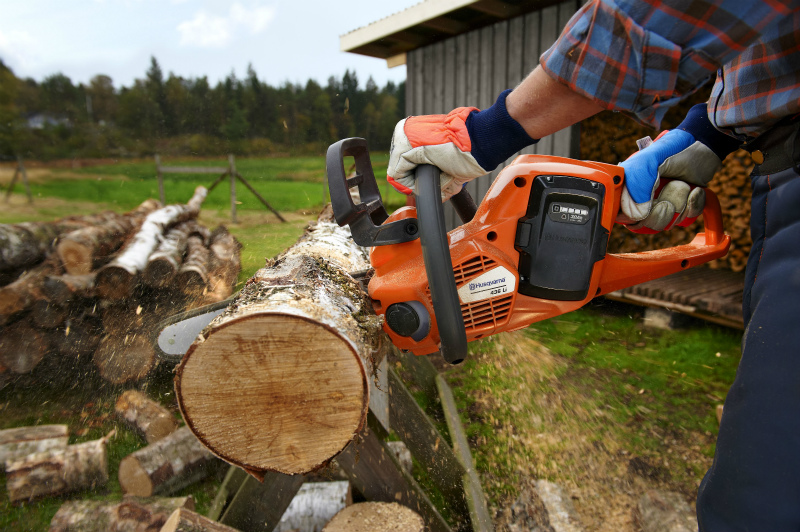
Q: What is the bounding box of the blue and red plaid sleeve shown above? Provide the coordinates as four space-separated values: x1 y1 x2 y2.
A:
540 0 798 131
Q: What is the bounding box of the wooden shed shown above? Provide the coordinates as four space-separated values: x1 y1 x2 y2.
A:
342 0 581 228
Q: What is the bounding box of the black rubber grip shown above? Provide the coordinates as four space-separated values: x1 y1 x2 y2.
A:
414 165 468 365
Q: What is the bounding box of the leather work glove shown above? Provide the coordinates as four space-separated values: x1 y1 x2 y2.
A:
387 89 537 201
618 103 741 233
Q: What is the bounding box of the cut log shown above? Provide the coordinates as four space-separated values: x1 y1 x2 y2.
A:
275 481 351 532
57 199 162 275
143 221 203 288
42 273 96 305
32 299 69 328
322 502 425 532
6 436 109 503
201 227 241 305
50 495 195 532
0 424 68 470
177 233 210 298
96 188 207 300
116 390 179 444
0 256 62 322
160 508 240 532
118 426 219 497
94 332 157 384
175 206 381 477
0 320 50 374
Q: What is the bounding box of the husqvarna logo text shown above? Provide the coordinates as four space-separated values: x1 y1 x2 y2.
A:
469 277 506 291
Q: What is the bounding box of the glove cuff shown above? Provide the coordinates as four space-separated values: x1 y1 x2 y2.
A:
466 89 538 171
678 103 741 161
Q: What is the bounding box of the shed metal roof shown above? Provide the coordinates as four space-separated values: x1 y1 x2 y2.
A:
341 0 562 66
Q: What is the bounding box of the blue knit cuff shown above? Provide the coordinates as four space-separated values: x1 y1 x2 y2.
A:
678 103 741 160
466 89 538 171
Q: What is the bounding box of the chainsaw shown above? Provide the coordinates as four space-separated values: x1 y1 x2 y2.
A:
326 137 730 365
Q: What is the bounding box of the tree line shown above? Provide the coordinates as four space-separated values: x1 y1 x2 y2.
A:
0 57 405 161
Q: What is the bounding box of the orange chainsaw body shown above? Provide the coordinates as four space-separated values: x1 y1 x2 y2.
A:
368 154 730 356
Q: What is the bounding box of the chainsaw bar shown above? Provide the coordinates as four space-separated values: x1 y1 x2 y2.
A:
154 298 233 362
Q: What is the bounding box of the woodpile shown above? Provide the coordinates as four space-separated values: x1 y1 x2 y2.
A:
49 495 196 532
0 186 242 387
580 93 753 272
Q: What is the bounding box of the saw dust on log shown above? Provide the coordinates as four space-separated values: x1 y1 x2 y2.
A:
96 187 207 300
0 424 68 470
115 389 179 444
0 320 50 374
49 495 195 532
322 502 425 532
57 199 162 275
175 206 384 478
94 332 157 384
6 434 110 502
161 507 240 532
42 272 96 305
118 426 218 497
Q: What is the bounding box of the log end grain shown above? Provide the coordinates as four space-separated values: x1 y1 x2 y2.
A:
118 454 156 497
0 322 49 374
57 240 94 275
144 258 178 288
322 502 425 532
95 266 136 301
161 507 240 532
115 389 179 444
94 333 156 384
175 313 369 476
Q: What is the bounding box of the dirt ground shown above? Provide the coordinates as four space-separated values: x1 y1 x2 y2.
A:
452 332 711 531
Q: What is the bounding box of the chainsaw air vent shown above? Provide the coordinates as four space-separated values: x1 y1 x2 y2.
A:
426 255 514 333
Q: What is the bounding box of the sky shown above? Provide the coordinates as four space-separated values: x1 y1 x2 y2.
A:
0 0 420 90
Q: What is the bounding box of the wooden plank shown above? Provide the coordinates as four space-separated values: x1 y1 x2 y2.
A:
387 369 470 521
455 34 468 107
436 375 494 532
492 21 508 98
208 466 248 521
407 49 418 114
400 351 440 401
424 45 436 114
479 26 494 109
412 48 425 115
369 356 391 434
465 28 481 109
336 419 453 532
444 38 456 112
159 166 228 174
507 16 525 88
219 472 304 531
433 41 446 113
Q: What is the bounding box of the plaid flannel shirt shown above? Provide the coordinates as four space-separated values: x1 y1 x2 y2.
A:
540 0 800 138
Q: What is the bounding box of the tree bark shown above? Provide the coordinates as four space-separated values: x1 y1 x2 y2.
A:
42 273 96 305
118 426 219 497
49 495 195 532
201 227 241 305
96 188 207 300
116 390 179 444
143 221 203 288
175 207 382 478
0 320 50 374
322 502 425 532
94 332 157 384
6 436 109 503
177 234 210 298
160 508 240 532
275 481 351 532
0 424 68 470
0 256 62 322
57 199 162 275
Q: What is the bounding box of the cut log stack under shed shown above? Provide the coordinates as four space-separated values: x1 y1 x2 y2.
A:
0 186 242 388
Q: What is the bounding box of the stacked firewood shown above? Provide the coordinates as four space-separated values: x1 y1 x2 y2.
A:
580 101 754 272
0 186 241 387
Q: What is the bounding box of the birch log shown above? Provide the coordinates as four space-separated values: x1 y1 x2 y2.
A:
118 426 218 497
57 199 162 275
176 233 210 298
175 206 382 478
160 508 240 532
95 188 207 300
143 221 202 288
6 436 109 502
0 424 68 470
201 227 241 305
50 495 195 532
116 390 179 444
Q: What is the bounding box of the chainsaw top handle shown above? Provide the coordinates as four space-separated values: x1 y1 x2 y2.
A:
414 164 469 365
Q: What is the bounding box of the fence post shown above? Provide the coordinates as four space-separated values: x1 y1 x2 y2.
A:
228 154 237 224
155 154 165 204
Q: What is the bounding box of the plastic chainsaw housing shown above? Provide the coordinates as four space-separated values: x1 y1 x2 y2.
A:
326 138 730 364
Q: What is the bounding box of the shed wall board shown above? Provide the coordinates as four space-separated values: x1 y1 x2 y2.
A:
404 0 580 229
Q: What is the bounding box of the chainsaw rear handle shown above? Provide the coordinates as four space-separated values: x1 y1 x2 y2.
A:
415 164 469 365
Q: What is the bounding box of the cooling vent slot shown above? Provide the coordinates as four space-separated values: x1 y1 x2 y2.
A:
427 255 514 332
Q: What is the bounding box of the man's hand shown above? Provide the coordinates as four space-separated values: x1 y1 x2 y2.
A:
618 104 741 233
387 90 537 201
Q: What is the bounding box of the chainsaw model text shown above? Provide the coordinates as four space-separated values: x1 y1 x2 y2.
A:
326 138 730 365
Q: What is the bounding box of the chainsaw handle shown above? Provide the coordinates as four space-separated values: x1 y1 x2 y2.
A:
598 188 730 295
415 164 468 365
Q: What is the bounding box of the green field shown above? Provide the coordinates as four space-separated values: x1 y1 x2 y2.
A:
0 154 744 530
